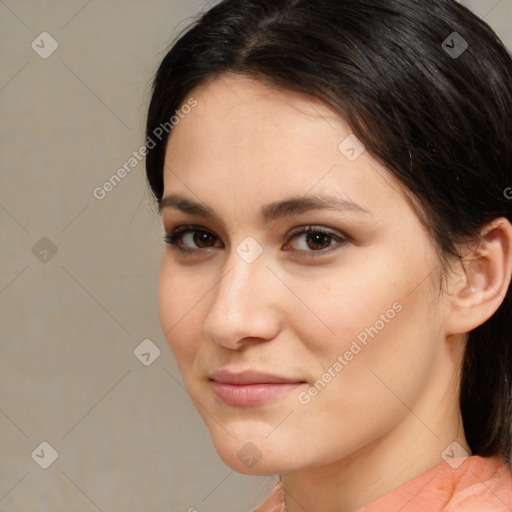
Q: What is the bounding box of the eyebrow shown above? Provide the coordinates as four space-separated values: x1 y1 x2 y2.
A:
158 193 371 223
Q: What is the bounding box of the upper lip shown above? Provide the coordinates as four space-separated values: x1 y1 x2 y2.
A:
209 369 305 385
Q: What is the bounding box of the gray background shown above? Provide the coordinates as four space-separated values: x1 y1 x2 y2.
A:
1 1 510 511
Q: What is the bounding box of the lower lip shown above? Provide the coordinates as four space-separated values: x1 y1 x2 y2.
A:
210 381 303 406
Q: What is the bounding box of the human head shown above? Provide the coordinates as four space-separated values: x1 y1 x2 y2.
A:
146 0 512 468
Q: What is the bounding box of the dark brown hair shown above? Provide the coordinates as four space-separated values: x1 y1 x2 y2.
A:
145 0 512 461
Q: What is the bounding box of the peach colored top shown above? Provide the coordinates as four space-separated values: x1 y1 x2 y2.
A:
253 455 512 512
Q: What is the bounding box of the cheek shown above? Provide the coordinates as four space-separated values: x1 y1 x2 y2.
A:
158 261 202 366
291 257 404 357
281 282 440 468
295 254 440 411
293 247 440 396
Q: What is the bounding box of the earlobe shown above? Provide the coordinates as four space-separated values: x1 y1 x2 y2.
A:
445 217 512 336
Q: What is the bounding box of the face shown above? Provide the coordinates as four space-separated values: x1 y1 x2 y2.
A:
158 74 450 475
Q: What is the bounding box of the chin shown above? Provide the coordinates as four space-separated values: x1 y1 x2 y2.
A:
206 425 304 476
214 443 285 475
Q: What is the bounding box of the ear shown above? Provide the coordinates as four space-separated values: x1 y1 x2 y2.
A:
445 217 512 335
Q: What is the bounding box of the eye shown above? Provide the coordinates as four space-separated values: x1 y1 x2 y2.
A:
285 225 348 256
163 224 348 257
163 225 223 251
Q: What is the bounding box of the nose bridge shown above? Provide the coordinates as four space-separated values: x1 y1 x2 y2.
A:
211 250 267 317
203 248 279 346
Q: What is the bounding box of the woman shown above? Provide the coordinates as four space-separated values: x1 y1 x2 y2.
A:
145 0 512 510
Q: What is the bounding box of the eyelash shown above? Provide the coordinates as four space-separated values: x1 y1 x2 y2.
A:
163 224 348 259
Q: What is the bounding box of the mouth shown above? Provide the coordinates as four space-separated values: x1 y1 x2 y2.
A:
208 369 307 407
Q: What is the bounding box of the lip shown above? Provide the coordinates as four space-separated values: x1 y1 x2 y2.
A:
209 369 306 406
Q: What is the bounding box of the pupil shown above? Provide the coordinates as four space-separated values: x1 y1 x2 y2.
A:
307 232 330 250
194 231 213 247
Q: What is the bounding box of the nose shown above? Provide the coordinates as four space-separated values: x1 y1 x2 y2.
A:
203 250 281 350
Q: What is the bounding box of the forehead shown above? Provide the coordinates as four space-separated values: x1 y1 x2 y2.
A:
167 73 347 152
187 73 341 119
164 74 354 181
162 73 411 226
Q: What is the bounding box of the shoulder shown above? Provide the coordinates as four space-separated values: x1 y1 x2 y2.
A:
252 481 284 512
443 455 512 511
358 455 512 512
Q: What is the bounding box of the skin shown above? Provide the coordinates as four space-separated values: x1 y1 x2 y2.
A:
157 73 512 512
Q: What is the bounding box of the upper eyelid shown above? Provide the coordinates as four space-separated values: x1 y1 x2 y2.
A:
165 224 347 249
165 224 344 238
287 225 345 238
